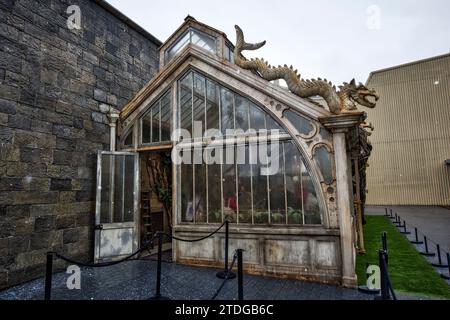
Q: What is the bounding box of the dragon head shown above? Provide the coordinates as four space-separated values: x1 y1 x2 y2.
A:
339 79 379 110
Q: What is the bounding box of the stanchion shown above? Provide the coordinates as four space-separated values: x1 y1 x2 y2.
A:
410 228 423 245
400 221 411 235
440 253 450 280
420 236 436 257
384 208 389 217
381 231 388 265
394 214 401 226
44 252 54 301
237 249 244 300
432 245 449 268
376 250 391 300
149 232 170 300
217 220 236 279
389 209 395 219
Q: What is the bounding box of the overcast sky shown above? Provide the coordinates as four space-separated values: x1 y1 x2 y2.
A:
108 0 450 85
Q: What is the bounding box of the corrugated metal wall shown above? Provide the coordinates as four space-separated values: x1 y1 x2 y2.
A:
365 54 450 205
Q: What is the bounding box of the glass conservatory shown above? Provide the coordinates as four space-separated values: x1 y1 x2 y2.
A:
95 16 372 287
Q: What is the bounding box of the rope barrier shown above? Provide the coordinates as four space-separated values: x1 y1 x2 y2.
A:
44 219 244 301
158 221 226 243
54 239 153 268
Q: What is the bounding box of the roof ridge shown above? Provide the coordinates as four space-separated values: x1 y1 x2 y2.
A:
366 52 450 85
95 0 162 46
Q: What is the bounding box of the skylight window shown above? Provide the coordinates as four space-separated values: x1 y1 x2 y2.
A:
165 28 217 64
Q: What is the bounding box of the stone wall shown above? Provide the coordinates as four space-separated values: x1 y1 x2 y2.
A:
0 0 160 289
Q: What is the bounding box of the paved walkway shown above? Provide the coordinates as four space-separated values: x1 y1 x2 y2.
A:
0 260 372 300
367 206 450 253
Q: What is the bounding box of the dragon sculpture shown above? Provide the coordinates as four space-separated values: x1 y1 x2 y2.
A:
234 25 379 114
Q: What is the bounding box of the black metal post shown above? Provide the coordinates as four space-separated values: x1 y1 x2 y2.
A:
237 249 244 300
217 220 236 279
389 209 394 219
432 245 449 268
44 252 54 301
381 232 388 265
377 250 390 300
441 253 450 280
384 208 389 217
411 228 423 244
400 221 411 235
149 232 169 300
420 236 436 257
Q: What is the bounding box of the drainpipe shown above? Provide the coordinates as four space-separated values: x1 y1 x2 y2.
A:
107 110 120 152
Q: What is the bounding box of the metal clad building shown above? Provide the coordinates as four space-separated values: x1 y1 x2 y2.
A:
365 53 450 205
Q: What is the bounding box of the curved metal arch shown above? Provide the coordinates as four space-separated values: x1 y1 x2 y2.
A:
118 62 332 227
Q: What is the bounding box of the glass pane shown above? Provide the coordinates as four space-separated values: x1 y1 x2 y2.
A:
315 145 333 184
301 163 321 224
237 145 252 223
284 142 304 225
100 154 111 223
124 131 133 146
113 155 124 223
220 88 234 134
141 113 151 143
269 142 286 224
206 147 222 223
235 95 249 132
223 45 231 61
265 113 284 133
193 73 206 138
194 161 207 223
206 80 219 131
249 103 266 132
191 29 216 53
123 155 135 222
161 92 171 142
252 143 269 224
222 145 237 223
166 30 190 62
284 110 314 135
152 103 160 143
179 72 193 136
181 149 193 222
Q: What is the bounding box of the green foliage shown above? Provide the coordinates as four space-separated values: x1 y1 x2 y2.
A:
287 207 303 224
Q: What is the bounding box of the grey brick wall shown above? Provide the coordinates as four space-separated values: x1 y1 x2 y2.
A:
0 0 159 289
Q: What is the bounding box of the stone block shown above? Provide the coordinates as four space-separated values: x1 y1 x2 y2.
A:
63 228 79 244
0 177 23 191
50 178 72 191
34 215 56 233
93 88 107 102
56 215 76 229
0 97 17 114
6 205 30 219
8 114 31 130
82 50 98 65
8 236 30 255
